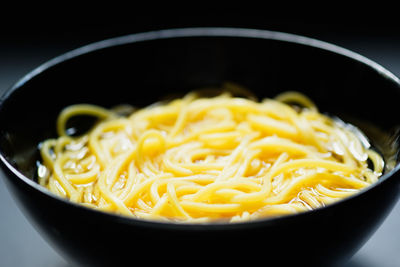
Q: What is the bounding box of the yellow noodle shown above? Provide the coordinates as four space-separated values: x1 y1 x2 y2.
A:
38 90 384 223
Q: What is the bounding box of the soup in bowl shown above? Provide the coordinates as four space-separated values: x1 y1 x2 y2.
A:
0 28 399 266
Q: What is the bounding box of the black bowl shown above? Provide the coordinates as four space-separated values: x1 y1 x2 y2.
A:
1 28 400 267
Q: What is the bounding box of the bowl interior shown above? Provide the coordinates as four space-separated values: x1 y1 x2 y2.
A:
1 28 400 198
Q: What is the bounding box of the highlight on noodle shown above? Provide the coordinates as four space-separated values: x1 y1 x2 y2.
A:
37 89 384 223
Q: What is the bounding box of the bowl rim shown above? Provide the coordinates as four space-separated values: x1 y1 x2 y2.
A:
1 27 400 230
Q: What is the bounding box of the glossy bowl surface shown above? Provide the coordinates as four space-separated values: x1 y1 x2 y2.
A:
1 28 400 267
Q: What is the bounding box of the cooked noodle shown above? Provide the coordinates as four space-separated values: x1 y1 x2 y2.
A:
37 90 384 223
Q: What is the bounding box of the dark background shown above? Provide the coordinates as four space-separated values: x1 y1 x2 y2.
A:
1 12 400 266
2 11 400 44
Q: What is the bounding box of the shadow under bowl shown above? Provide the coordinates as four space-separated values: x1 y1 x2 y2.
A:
1 28 400 267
